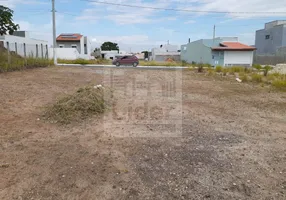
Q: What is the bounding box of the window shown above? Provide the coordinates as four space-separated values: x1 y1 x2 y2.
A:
71 45 77 48
212 55 215 59
265 35 270 40
59 45 64 48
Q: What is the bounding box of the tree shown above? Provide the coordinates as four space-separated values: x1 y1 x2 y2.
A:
0 5 19 35
100 41 119 51
141 51 149 59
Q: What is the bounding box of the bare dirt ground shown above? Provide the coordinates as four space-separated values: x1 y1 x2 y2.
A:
1 66 286 200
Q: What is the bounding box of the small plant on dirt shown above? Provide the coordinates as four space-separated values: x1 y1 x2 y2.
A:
251 73 263 82
43 86 113 124
197 63 204 73
263 65 273 76
222 68 228 76
207 68 215 76
240 73 249 82
272 80 286 91
215 65 223 73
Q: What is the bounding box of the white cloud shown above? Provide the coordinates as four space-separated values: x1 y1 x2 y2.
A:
184 20 196 24
75 0 286 25
0 0 48 8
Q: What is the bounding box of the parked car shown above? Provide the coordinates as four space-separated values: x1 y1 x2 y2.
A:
112 55 139 67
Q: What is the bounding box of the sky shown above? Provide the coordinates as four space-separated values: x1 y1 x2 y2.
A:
1 0 286 52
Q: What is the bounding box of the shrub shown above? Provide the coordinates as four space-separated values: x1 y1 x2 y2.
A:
222 68 228 76
253 64 262 70
197 63 204 73
272 80 286 91
263 65 273 76
215 66 223 73
251 73 263 82
43 86 113 124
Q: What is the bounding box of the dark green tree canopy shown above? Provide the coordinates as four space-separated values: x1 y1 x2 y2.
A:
141 51 149 59
100 42 119 51
0 5 19 35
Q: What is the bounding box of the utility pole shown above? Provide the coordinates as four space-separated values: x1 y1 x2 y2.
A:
52 0 57 65
213 25 216 45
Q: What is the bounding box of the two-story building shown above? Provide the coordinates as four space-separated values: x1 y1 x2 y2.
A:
255 20 286 55
55 33 92 59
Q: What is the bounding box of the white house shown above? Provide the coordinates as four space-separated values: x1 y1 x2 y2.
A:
52 33 92 60
0 31 49 58
181 37 256 67
150 44 180 62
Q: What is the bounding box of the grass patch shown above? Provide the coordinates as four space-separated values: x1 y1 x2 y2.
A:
251 73 263 82
58 58 111 65
43 86 113 124
207 68 215 76
215 66 223 73
139 60 193 67
0 47 51 73
272 80 286 91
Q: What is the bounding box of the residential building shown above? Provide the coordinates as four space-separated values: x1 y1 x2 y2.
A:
0 31 49 58
255 20 286 55
150 44 180 62
55 33 92 59
181 37 256 67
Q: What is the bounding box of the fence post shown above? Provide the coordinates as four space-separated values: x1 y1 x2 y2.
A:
7 42 11 67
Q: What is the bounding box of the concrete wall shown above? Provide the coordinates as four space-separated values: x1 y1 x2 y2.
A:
255 24 286 55
0 34 48 58
224 51 253 66
49 48 80 60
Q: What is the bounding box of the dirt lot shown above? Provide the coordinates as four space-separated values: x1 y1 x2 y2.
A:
0 66 286 200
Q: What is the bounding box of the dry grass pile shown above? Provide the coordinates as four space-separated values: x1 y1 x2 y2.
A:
43 86 113 124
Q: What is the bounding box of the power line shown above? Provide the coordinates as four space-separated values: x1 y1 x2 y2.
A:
81 0 286 15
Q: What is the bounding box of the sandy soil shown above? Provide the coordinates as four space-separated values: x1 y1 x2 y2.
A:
0 66 286 200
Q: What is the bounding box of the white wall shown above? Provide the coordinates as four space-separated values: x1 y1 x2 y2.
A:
224 51 254 66
49 48 79 60
0 35 48 58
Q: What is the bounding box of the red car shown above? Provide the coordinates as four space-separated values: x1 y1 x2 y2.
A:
112 55 139 67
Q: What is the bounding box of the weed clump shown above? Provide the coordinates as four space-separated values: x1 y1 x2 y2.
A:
272 80 286 91
43 86 113 124
215 66 223 73
251 73 263 82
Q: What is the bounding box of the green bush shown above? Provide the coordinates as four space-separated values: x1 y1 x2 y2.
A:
253 64 262 70
272 80 286 91
263 65 273 76
251 73 263 82
215 66 223 73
